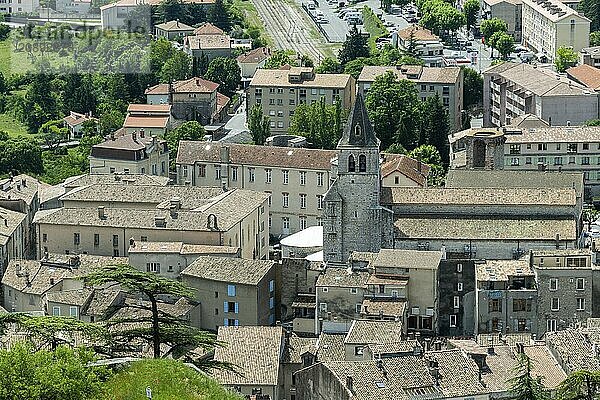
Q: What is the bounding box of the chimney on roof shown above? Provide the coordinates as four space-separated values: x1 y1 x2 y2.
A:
170 204 178 219
132 131 137 142
140 128 145 138
50 277 55 285
68 255 80 268
4 219 7 227
515 342 525 354
21 179 26 187
567 120 571 126
170 197 181 209
487 346 495 355
346 376 354 393
556 233 560 249
152 135 157 146
98 206 105 219
428 360 440 385
220 145 230 163
130 237 135 248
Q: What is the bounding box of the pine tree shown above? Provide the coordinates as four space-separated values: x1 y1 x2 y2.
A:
338 25 370 66
509 353 549 400
208 0 231 32
420 93 450 165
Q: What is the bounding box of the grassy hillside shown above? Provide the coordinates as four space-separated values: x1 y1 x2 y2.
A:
103 359 243 400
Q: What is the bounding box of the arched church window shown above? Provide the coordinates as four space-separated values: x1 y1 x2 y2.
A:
359 154 366 172
354 124 362 138
348 154 356 172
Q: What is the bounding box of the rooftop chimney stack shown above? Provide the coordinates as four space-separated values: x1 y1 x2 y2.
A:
346 376 354 393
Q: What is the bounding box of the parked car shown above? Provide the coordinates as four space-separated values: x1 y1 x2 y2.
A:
519 51 535 62
406 16 418 23
307 2 316 9
318 16 329 23
514 45 528 53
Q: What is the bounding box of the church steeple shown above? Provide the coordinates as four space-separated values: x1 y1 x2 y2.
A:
338 93 379 148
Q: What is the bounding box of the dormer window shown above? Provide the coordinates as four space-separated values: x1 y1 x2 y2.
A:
348 154 356 172
354 124 361 138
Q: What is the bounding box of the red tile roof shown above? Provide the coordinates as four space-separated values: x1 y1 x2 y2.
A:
172 77 219 93
566 64 600 91
237 47 271 64
193 22 224 35
380 154 430 186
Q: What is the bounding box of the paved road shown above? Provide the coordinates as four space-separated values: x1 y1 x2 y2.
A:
251 0 327 61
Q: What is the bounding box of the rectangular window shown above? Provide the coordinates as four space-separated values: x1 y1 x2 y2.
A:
449 315 457 327
182 165 188 177
265 169 272 183
94 234 99 246
112 235 119 247
583 156 590 165
457 282 463 292
227 285 236 297
146 262 160 273
317 217 323 226
113 249 119 257
509 144 521 154
317 195 324 210
551 298 560 311
231 167 238 181
299 171 306 185
299 216 307 230
319 302 327 312
215 166 221 180
511 157 519 166
282 193 289 208
488 299 502 312
538 143 548 151
300 194 307 209
525 157 532 165
577 278 585 290
141 236 147 242
249 168 255 182
583 143 590 150
52 306 60 316
282 217 290 230
317 172 324 186
457 263 463 273
554 157 563 165
549 278 558 291
198 164 206 177
282 170 289 184
453 296 460 308
43 233 47 243
547 319 557 332
269 297 274 309
355 304 361 313
513 298 532 312
577 298 586 311
73 233 80 245
70 306 78 317
568 143 578 153
269 280 274 293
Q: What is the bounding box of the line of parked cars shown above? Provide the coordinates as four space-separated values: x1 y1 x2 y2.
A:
338 7 363 25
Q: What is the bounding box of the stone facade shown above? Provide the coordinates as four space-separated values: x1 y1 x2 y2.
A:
437 258 476 337
322 94 393 265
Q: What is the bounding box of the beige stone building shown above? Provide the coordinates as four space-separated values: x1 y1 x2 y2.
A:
176 141 428 237
237 47 271 80
357 64 463 131
482 0 522 42
247 66 355 133
395 25 444 67
154 20 194 40
181 256 277 330
522 0 590 61
1 253 126 313
89 128 169 176
34 186 270 260
183 22 232 62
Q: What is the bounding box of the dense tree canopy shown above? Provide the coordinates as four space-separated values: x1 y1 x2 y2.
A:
555 46 579 73
338 25 370 66
205 57 241 98
462 67 483 110
289 98 345 149
248 104 271 145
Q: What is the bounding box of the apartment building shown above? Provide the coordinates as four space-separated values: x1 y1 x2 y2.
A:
531 249 593 335
395 25 444 67
475 259 537 335
0 0 39 13
521 0 590 61
89 128 169 176
358 64 463 131
483 62 599 127
181 256 277 330
579 46 600 68
247 66 355 134
503 126 600 198
34 187 270 260
481 0 522 41
438 258 476 337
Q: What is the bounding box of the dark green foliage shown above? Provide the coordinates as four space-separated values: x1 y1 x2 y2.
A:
407 144 445 185
289 98 345 149
365 71 421 150
509 353 549 400
0 24 9 41
38 119 68 152
248 103 270 145
579 0 600 31
416 0 466 36
480 17 507 41
157 0 185 23
555 46 578 73
205 57 241 98
462 67 483 110
558 370 600 400
264 49 298 69
463 0 480 30
83 264 217 360
0 136 43 175
420 93 450 164
338 25 370 65
0 343 107 400
591 31 600 47
315 57 341 73
159 51 192 83
585 119 600 126
208 0 231 31
489 31 514 59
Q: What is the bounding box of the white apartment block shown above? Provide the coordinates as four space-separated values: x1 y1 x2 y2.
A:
481 0 522 42
483 62 599 127
0 0 39 14
357 65 463 132
247 67 355 134
522 0 590 61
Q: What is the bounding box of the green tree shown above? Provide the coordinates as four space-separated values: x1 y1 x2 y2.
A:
208 0 231 31
462 67 483 110
315 56 341 73
555 45 579 72
591 31 600 47
264 50 298 69
98 109 125 136
0 343 107 400
480 17 507 43
385 143 407 154
289 97 345 149
166 121 205 167
579 0 600 31
463 0 480 30
159 51 192 83
490 31 514 59
338 25 370 66
39 119 68 152
407 144 445 186
0 24 10 41
83 264 217 360
157 0 185 23
248 103 270 145
205 57 241 98
420 93 450 164
365 71 421 150
0 137 43 175
509 353 549 400
558 370 600 400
